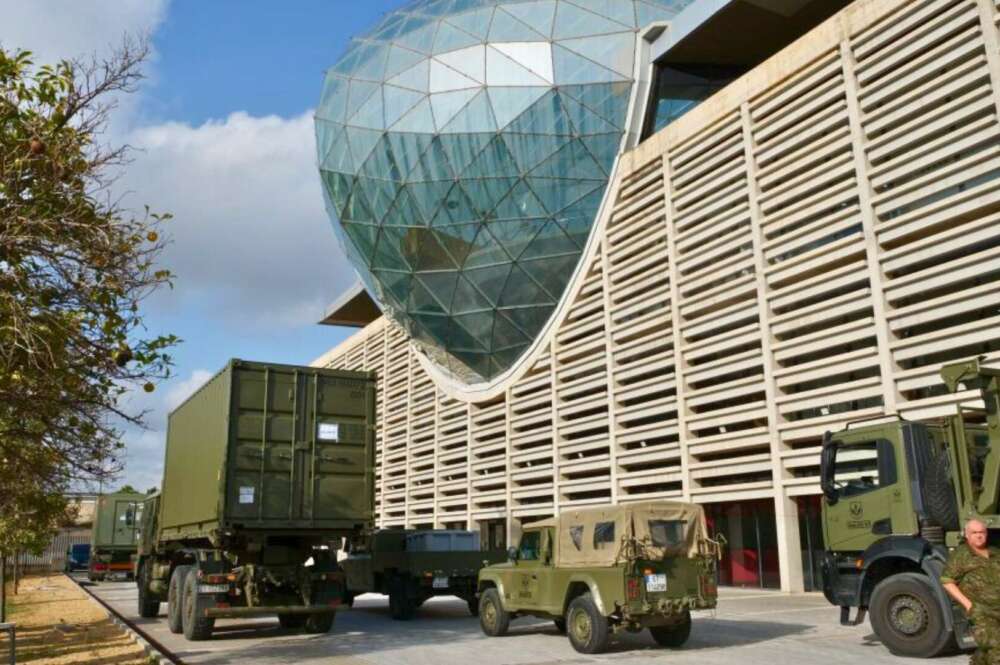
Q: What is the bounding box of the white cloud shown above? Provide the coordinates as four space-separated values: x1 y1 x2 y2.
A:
165 368 213 411
121 111 356 330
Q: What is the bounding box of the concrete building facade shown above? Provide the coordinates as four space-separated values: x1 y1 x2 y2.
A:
315 0 1000 592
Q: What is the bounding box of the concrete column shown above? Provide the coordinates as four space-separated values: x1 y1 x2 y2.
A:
774 491 805 593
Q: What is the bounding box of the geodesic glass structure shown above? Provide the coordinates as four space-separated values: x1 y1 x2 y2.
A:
317 0 692 383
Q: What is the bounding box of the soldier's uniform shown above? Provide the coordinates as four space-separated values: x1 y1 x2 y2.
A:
941 544 1000 665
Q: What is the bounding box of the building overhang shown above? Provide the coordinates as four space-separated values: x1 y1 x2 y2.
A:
319 281 382 328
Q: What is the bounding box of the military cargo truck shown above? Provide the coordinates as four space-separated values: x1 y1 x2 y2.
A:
341 529 505 619
477 501 720 654
88 492 145 582
134 359 376 641
820 358 1000 657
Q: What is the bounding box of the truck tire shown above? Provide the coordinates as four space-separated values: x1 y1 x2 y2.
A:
869 573 950 657
922 454 960 532
650 611 692 648
278 614 307 629
182 571 215 641
167 565 191 634
388 580 415 620
304 612 335 634
479 588 510 637
137 562 160 618
567 593 610 654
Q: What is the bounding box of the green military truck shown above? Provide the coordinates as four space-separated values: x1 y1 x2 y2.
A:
341 529 505 619
477 501 720 654
820 358 999 657
88 492 145 582
134 359 376 641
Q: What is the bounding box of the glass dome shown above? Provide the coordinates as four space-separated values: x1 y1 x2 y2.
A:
317 0 691 383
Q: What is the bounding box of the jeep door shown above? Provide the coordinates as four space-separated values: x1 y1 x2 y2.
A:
511 528 555 612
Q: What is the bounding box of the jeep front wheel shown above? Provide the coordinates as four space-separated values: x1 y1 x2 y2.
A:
479 588 510 637
566 593 609 654
869 573 950 657
650 611 691 648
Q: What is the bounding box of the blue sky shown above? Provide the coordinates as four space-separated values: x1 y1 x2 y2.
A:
0 0 400 491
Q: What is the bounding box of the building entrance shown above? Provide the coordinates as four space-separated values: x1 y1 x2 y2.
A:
705 499 780 589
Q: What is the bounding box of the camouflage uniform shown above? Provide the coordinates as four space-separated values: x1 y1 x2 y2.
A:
941 544 1000 665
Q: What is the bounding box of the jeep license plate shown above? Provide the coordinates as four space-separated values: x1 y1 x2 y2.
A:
432 576 449 589
645 574 667 593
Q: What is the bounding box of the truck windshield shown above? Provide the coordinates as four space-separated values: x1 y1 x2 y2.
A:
830 439 897 498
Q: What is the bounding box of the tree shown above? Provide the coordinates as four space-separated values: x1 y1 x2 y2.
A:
0 39 177 554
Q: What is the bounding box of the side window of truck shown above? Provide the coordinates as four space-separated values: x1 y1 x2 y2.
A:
833 439 897 497
593 521 615 549
519 530 541 561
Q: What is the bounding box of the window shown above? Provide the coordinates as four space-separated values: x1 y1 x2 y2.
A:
593 521 615 549
642 63 746 139
831 440 897 498
568 525 584 551
519 530 541 561
649 520 686 549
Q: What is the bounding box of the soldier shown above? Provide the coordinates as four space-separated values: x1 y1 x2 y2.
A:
941 519 1000 665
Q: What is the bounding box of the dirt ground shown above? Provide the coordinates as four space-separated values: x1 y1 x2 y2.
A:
0 573 150 665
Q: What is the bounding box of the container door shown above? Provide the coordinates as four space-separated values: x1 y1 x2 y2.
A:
112 500 138 546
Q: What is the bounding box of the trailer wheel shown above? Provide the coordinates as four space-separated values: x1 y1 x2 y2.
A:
137 562 160 618
182 571 215 641
278 614 307 629
167 565 190 634
870 573 950 657
304 612 335 634
650 611 692 648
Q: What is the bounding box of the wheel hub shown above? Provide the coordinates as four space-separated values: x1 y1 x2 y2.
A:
483 601 497 629
571 608 592 643
888 594 928 636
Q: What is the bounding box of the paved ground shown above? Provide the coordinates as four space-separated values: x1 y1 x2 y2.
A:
78 576 970 665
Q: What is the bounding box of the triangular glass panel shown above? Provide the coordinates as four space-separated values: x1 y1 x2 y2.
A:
409 311 452 349
452 312 495 350
385 44 426 80
385 132 435 180
492 344 530 372
354 175 401 220
419 0 458 17
408 267 451 313
486 46 551 87
433 19 482 54
441 89 497 134
435 45 486 84
360 136 404 182
368 13 408 41
564 0 636 28
519 219 579 260
318 121 352 174
554 186 603 247
387 58 431 92
461 224 513 268
451 272 495 313
409 137 456 182
396 16 439 53
465 135 520 178
463 263 513 306
530 138 606 180
384 186 426 227
579 132 622 174
450 349 492 377
383 85 426 129
415 229 461 271
320 171 354 217
486 217 546 259
345 80 380 126
635 0 679 27
408 180 454 221
557 32 636 79
552 44 629 85
342 221 380 266
493 180 547 219
503 90 575 136
488 7 548 42
492 312 531 351
516 254 579 301
459 177 518 219
498 304 554 338
355 42 391 81
418 270 460 307
347 86 385 130
430 88 480 130
527 176 605 215
379 225 422 270
559 81 632 129
491 42 554 83
501 132 572 172
341 186 375 223
444 7 495 39
499 263 558 306
487 86 548 131
431 184 480 225
390 97 437 133
499 1 556 38
430 58 482 93
372 268 412 307
317 72 350 123
433 223 481 266
553 1 631 39
331 40 366 76
437 132 494 172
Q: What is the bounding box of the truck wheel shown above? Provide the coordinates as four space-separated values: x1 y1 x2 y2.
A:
182 571 216 641
344 592 356 608
650 611 692 648
870 573 950 657
167 565 191 634
479 588 510 637
467 596 479 617
137 562 160 618
278 614 307 629
389 584 416 620
566 593 610 654
304 612 335 634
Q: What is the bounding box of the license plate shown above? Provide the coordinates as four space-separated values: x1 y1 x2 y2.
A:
198 584 229 594
645 574 667 593
432 576 449 589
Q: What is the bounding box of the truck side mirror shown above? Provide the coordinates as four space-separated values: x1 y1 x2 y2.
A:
507 546 519 562
820 432 840 505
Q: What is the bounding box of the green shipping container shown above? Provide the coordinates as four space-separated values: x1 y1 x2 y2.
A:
159 359 376 542
92 492 145 550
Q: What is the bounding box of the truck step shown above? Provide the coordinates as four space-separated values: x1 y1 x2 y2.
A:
839 606 867 626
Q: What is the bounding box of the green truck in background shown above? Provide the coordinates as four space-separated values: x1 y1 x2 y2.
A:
89 491 145 582
477 501 720 654
820 357 1000 657
134 359 376 641
341 529 506 619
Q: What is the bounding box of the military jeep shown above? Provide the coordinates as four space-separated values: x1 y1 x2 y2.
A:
477 501 719 654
